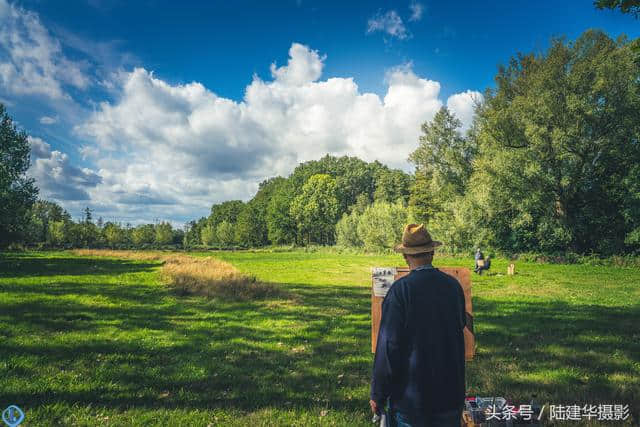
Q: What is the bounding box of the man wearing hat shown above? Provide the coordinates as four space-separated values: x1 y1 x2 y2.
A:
370 224 466 427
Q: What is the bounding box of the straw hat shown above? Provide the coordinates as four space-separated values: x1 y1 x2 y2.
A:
394 223 442 254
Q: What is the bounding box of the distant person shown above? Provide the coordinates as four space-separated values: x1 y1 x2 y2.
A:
370 224 466 427
474 248 484 274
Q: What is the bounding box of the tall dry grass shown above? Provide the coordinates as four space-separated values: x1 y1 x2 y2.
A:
72 249 282 300
73 249 167 261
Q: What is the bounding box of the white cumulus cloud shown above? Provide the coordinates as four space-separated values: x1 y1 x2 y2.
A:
28 136 102 201
72 43 482 222
446 90 484 131
270 43 325 86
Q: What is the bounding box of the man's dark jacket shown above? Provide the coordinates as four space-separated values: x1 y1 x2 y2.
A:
371 267 466 416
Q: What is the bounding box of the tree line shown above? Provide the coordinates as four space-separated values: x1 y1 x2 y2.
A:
1 30 639 255
183 156 413 249
16 201 184 249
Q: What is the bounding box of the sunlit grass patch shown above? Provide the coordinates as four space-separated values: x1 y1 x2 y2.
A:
72 249 283 300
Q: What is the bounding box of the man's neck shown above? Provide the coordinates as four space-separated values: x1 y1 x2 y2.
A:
409 261 433 270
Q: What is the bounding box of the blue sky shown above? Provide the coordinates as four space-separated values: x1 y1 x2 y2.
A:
1 0 638 224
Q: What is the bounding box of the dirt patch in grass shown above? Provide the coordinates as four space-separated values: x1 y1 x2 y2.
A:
72 249 284 300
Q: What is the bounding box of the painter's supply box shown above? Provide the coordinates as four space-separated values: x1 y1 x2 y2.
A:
462 396 542 427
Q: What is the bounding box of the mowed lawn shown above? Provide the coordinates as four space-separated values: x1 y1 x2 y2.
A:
0 250 638 426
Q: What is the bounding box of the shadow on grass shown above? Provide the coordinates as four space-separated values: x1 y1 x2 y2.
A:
468 297 639 412
0 254 160 278
1 254 638 422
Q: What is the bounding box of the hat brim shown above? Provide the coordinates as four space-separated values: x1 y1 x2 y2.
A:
394 241 442 254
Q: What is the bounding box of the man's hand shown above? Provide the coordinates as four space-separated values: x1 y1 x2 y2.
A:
369 399 381 415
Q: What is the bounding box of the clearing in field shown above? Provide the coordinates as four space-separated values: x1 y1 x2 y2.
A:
0 250 638 426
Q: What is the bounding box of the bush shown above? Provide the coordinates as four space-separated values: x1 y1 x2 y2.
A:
356 201 407 252
216 221 235 247
200 224 217 246
335 211 362 247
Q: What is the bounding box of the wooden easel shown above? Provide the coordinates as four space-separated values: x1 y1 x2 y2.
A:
371 267 475 361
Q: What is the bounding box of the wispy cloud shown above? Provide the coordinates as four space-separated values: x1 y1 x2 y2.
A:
39 115 58 125
0 0 90 100
366 10 409 40
409 2 424 22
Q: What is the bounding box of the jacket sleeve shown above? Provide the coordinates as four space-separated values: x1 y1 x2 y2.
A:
370 285 406 405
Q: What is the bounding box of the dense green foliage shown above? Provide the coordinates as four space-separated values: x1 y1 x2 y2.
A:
409 30 640 255
336 201 408 251
23 200 71 244
185 155 413 249
480 31 639 254
408 107 477 252
0 104 38 247
290 174 339 245
1 250 638 425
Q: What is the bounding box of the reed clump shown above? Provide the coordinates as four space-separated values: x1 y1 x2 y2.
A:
72 249 281 300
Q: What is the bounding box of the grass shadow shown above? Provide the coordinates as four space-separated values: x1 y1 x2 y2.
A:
0 253 160 278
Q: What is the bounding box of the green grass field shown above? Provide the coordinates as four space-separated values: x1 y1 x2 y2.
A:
0 250 638 426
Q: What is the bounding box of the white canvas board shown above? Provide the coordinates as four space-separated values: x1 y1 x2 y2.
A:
372 267 397 297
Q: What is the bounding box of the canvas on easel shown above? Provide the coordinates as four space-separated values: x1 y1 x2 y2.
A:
371 267 475 361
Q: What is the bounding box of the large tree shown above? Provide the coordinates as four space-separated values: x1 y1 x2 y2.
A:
373 168 412 204
408 106 477 251
236 177 284 247
184 218 207 248
356 201 408 252
103 222 127 248
131 224 155 246
0 104 38 246
266 179 297 245
155 222 173 245
288 155 410 214
473 30 640 254
235 200 266 247
290 174 339 245
24 200 71 245
209 200 245 227
216 220 236 247
409 106 475 199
